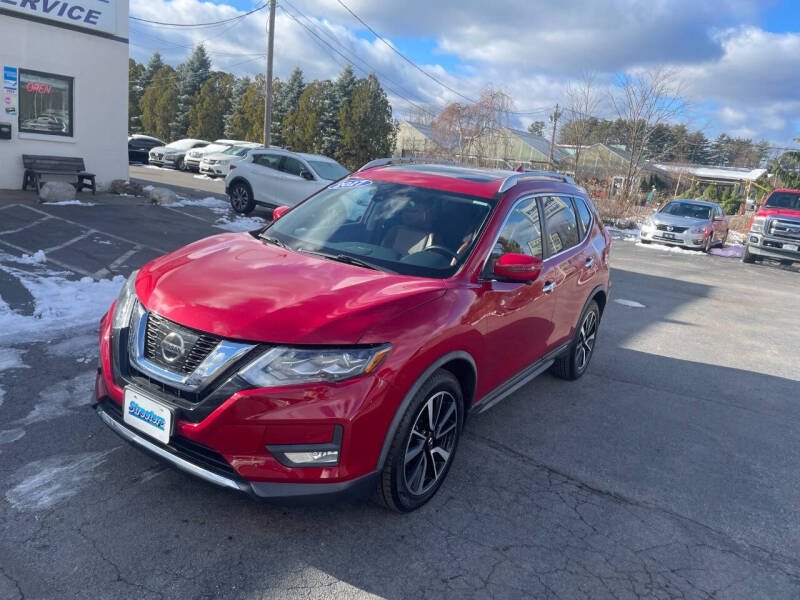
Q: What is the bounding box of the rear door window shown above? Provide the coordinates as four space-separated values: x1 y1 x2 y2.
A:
253 153 282 170
573 196 592 234
542 196 580 255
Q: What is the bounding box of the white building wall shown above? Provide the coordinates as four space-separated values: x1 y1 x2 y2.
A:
0 2 129 190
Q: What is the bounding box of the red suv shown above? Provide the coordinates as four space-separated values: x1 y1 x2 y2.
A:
95 162 611 511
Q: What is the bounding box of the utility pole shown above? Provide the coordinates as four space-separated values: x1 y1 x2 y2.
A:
263 0 276 147
547 103 562 170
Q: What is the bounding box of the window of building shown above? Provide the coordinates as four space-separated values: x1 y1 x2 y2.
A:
19 70 73 137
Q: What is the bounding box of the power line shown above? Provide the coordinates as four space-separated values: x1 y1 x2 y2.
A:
130 2 269 28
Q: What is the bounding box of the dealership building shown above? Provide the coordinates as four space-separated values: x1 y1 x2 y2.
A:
0 0 128 190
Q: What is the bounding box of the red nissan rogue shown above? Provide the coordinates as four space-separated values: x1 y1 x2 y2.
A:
95 162 611 511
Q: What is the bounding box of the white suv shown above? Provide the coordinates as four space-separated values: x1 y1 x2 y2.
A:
224 148 350 214
184 139 254 172
199 143 262 178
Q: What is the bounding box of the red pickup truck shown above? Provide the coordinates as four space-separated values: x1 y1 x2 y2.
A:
742 189 800 265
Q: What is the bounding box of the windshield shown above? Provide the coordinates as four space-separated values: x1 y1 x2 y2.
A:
660 201 711 220
764 192 800 211
166 139 200 151
307 160 350 181
264 178 496 278
223 146 252 156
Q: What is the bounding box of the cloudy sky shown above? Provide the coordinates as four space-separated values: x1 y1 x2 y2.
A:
129 0 800 146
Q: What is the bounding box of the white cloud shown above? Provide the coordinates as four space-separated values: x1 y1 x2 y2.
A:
129 1 800 143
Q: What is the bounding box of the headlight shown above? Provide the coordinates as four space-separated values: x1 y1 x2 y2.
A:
689 225 709 234
750 216 766 233
239 345 391 388
111 270 139 330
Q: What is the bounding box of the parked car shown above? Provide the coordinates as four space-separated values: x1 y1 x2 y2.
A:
184 139 257 172
128 134 165 164
225 148 350 213
21 115 66 133
742 188 800 265
148 139 209 169
94 162 611 511
640 199 728 252
199 144 261 178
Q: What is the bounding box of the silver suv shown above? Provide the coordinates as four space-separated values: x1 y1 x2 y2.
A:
224 148 349 214
640 199 729 252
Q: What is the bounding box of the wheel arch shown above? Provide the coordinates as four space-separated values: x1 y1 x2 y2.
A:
227 176 253 194
376 350 477 471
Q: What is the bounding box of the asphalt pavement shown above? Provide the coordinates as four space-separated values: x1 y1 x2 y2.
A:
1 185 799 599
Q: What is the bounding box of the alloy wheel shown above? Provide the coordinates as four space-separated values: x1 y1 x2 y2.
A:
403 391 459 496
575 309 598 372
231 185 250 211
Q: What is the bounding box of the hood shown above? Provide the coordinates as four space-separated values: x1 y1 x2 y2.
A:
135 233 446 345
757 206 800 219
149 146 166 153
201 152 236 162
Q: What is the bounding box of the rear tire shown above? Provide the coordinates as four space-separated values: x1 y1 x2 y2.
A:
741 244 756 264
378 369 464 512
551 300 601 381
703 234 712 253
229 181 255 214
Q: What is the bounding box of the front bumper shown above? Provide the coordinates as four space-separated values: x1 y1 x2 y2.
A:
184 158 201 171
95 396 378 501
745 232 800 262
199 163 226 176
640 228 705 247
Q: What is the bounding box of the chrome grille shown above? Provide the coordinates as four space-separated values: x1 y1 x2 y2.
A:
770 218 800 241
656 224 688 233
143 312 220 375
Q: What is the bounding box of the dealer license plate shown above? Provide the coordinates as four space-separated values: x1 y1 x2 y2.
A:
662 232 676 240
123 387 173 444
783 244 798 252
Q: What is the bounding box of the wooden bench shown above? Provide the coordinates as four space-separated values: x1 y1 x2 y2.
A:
22 154 96 195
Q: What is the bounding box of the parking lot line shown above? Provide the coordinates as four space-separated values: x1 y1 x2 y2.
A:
43 230 95 253
0 215 53 235
93 246 144 279
0 237 95 278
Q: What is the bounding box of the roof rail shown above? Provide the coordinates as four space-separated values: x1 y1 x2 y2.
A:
357 157 456 172
498 170 575 193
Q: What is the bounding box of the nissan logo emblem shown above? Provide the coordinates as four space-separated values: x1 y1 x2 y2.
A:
667 225 674 231
160 332 186 363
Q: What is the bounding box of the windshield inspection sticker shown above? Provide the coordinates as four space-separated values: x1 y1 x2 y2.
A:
330 178 372 190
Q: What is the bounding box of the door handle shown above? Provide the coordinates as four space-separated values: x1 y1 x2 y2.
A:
585 257 595 268
542 281 556 293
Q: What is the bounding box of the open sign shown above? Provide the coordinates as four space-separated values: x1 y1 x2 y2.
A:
25 82 52 94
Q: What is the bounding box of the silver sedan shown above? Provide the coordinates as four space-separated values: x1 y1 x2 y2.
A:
640 199 729 252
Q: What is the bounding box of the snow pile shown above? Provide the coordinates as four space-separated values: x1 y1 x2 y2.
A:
606 226 640 242
614 298 646 308
171 196 266 232
0 347 28 372
0 256 123 343
13 250 47 264
710 245 744 258
728 230 746 245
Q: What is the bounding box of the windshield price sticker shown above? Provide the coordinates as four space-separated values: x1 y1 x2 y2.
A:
330 178 371 190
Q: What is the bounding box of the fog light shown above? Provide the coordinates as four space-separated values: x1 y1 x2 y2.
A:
283 450 339 465
267 425 343 467
750 236 759 244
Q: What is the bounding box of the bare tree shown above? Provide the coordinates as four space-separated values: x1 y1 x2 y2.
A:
564 72 601 178
610 68 687 205
430 87 512 165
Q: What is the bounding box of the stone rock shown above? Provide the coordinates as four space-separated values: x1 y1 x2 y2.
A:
108 179 144 196
146 187 178 205
38 181 76 203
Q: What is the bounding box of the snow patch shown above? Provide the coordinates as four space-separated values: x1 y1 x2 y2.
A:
0 254 123 343
710 245 744 258
143 185 154 191
171 196 266 232
171 196 229 212
0 347 27 371
0 428 25 445
47 200 95 206
16 371 95 426
606 226 640 242
0 386 5 409
13 250 47 264
46 333 98 361
216 215 265 232
614 298 646 308
6 450 115 511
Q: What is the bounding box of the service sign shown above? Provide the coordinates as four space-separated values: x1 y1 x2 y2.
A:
0 0 117 34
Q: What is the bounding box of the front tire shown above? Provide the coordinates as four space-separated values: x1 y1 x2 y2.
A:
703 234 713 253
378 369 463 512
229 181 255 214
742 244 756 264
551 300 600 381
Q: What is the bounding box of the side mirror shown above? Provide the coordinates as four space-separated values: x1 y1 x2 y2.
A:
493 253 542 282
272 205 290 220
300 170 314 181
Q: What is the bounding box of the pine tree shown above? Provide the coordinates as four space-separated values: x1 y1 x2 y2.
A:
527 121 545 136
321 65 357 157
128 59 145 133
140 65 178 142
228 74 266 142
139 52 165 91
274 67 305 147
284 80 335 154
338 74 395 170
188 72 234 141
224 75 250 138
172 44 212 140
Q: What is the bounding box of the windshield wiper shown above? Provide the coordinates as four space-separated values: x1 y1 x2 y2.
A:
301 250 383 272
259 234 288 249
